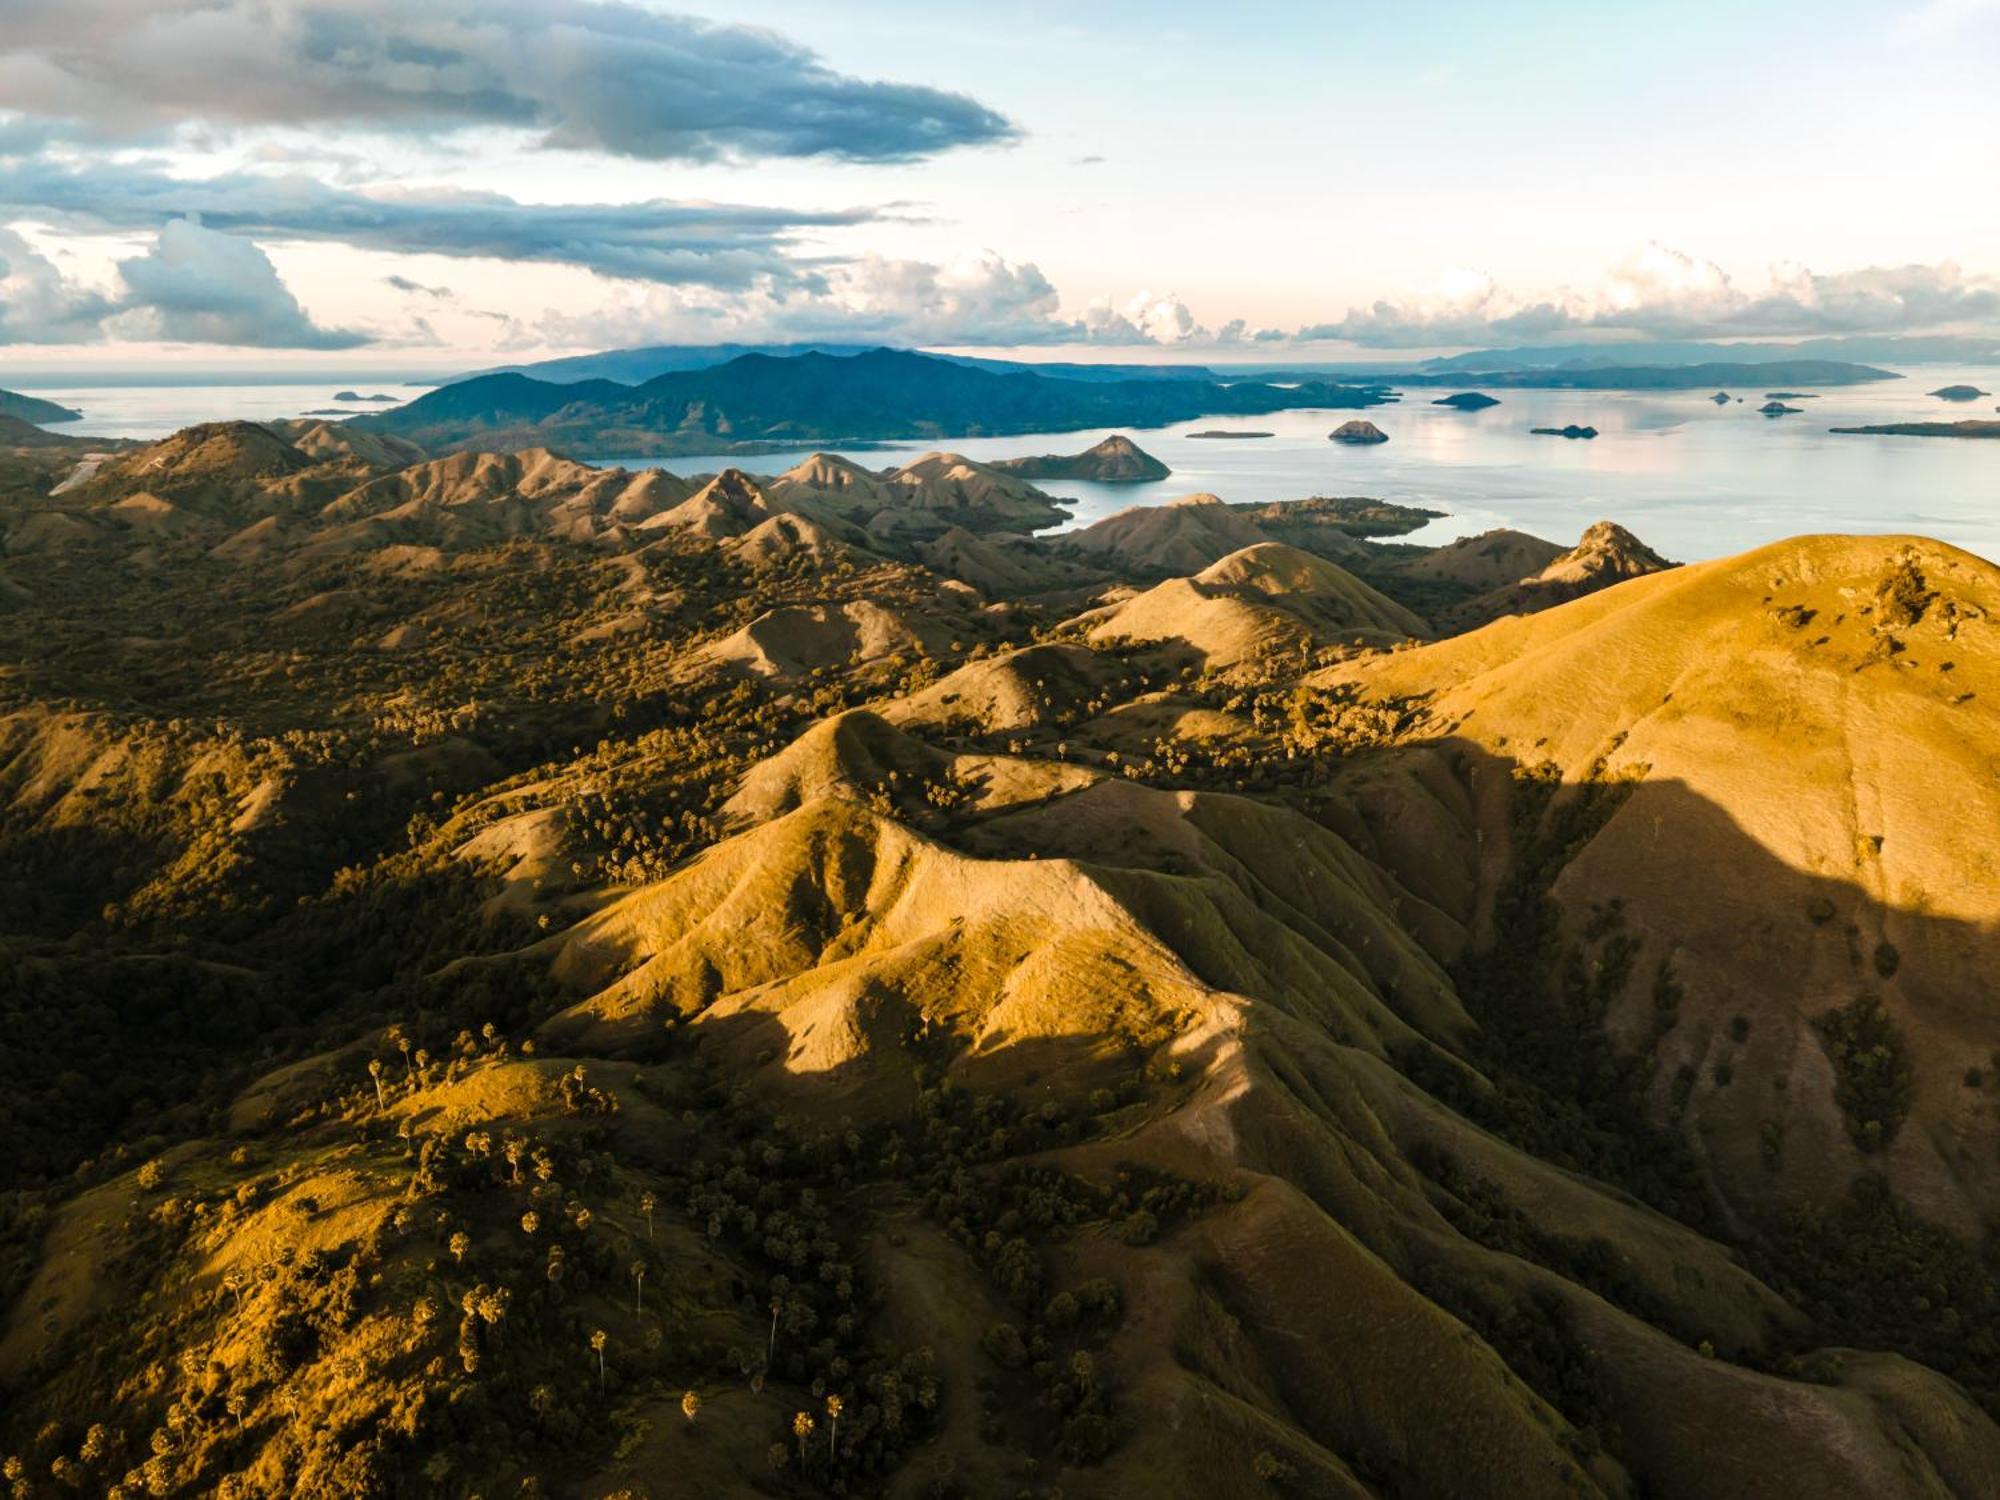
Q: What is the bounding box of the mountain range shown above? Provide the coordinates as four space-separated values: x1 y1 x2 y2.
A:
3 407 2000 1498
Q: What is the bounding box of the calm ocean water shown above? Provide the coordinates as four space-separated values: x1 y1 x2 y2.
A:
18 369 2000 563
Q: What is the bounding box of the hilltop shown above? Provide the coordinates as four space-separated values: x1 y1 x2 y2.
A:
988 434 1172 482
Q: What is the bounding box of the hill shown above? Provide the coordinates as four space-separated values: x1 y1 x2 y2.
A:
5 418 2000 1498
355 348 1392 456
1074 540 1431 666
0 388 82 425
988 434 1172 482
1434 521 1673 631
450 343 1219 386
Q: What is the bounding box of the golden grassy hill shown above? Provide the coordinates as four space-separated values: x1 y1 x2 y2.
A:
1076 541 1431 668
1329 534 2000 1230
1434 521 1674 633
1059 493 1273 574
1396 527 1567 591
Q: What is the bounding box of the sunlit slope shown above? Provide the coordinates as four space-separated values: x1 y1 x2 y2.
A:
529 684 2000 1496
1334 534 2000 1228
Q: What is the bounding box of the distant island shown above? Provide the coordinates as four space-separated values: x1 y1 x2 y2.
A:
355 348 1393 456
1765 391 1817 399
1391 359 1896 391
1433 392 1500 410
1930 384 1992 401
1831 420 2000 439
1329 420 1389 444
1186 429 1273 439
333 391 400 404
1760 401 1803 416
1531 424 1599 439
0 387 82 425
1710 392 1733 404
988 434 1170 482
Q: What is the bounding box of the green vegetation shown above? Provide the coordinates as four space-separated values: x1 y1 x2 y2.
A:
1812 995 1916 1152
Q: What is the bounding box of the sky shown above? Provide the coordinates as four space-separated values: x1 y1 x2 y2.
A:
0 0 1997 374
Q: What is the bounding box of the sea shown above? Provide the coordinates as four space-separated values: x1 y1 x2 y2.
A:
18 367 2000 563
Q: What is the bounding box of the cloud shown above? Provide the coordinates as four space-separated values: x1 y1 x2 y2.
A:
524 255 1244 351
108 218 366 347
1298 244 2000 347
384 274 453 297
0 0 1017 164
0 155 882 289
0 226 116 343
1080 290 1207 345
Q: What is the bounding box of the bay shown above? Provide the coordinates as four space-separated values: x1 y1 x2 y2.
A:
17 368 2000 563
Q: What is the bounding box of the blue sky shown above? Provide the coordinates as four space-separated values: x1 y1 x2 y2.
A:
0 0 1996 369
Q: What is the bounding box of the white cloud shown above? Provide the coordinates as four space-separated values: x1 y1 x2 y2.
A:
107 218 365 348
1298 244 2000 348
532 255 1224 351
0 226 115 343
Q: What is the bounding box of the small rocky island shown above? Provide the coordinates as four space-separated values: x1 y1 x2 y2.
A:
1759 401 1802 416
1531 424 1598 439
333 391 401 404
1186 429 1274 439
1930 385 1991 401
1710 391 1733 404
989 433 1170 482
1765 391 1817 400
1433 392 1500 411
1831 420 2000 439
1329 420 1389 444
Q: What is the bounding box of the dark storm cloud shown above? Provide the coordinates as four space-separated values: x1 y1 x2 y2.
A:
0 0 1018 163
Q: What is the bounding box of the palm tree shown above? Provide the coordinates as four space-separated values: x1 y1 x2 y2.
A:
792 1411 814 1467
825 1394 843 1459
590 1328 608 1389
368 1059 386 1111
769 1297 783 1364
449 1231 471 1265
632 1259 647 1314
386 1024 412 1078
521 1210 540 1237
681 1390 701 1423
639 1191 656 1241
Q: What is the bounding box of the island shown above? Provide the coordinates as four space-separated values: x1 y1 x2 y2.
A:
988 433 1170 482
1531 424 1599 439
1710 392 1732 404
354 348 1394 457
1329 420 1389 444
1385 358 1896 391
1830 420 2000 439
1759 402 1802 416
1765 391 1818 399
0 387 83 425
1930 385 1992 401
1433 392 1500 411
334 391 402 403
1186 429 1274 439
